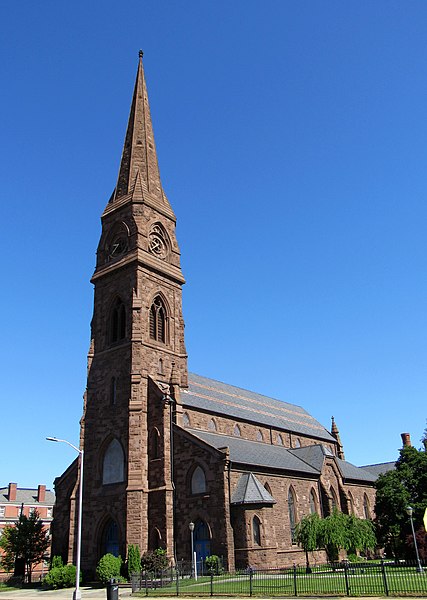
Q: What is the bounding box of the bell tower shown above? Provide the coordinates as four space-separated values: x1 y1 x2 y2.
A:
80 52 187 573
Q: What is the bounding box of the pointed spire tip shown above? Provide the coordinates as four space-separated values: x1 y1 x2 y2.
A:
139 49 143 59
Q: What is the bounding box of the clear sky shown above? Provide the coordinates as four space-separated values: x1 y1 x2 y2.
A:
1 0 426 491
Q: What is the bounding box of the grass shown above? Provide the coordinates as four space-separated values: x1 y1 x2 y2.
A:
133 566 427 597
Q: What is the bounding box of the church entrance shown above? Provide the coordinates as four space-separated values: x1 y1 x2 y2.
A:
102 519 119 557
194 519 211 562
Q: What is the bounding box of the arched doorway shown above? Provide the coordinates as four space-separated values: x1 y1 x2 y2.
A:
101 519 120 557
194 520 211 562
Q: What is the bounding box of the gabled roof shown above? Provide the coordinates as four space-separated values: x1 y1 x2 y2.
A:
0 487 55 506
335 458 377 483
360 462 396 479
185 429 320 475
231 473 276 506
184 373 335 443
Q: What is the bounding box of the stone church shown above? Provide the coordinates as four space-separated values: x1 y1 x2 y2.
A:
52 53 377 575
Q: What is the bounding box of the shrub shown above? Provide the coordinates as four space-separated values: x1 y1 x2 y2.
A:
127 544 141 576
140 548 169 573
96 553 123 585
51 555 64 569
205 555 223 575
44 564 78 589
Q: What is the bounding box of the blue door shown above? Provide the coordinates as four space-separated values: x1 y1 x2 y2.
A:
194 520 211 563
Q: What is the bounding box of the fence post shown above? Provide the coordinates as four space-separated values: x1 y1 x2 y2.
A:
249 568 253 597
145 571 148 596
381 560 389 597
210 572 214 596
175 565 179 596
293 564 298 596
344 562 350 596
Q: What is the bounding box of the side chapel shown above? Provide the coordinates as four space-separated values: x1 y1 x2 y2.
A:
52 53 377 575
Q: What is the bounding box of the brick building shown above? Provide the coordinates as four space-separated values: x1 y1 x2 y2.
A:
52 53 378 576
0 483 54 580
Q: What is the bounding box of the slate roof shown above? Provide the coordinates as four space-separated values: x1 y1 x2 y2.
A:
231 472 277 505
335 458 377 483
0 487 55 506
360 462 396 479
288 446 377 483
185 429 320 475
184 373 335 443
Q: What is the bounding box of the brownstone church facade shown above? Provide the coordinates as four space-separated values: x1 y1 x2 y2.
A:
52 54 377 576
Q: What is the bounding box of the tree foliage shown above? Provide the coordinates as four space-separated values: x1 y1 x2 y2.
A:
375 445 427 558
96 553 123 584
295 511 376 564
127 544 141 576
140 548 169 573
0 510 50 582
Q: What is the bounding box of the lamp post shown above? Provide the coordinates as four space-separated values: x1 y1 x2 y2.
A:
406 506 424 574
47 437 84 598
189 522 195 579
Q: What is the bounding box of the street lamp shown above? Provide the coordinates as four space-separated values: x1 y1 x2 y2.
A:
189 522 195 579
47 437 84 598
406 506 424 574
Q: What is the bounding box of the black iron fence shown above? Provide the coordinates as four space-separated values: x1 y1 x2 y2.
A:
131 560 427 596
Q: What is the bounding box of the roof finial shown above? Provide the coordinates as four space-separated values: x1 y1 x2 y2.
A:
139 49 143 59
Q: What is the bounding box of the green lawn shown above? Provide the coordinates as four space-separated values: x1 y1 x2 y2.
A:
134 567 427 597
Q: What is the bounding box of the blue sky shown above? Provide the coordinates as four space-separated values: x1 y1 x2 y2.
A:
1 1 426 490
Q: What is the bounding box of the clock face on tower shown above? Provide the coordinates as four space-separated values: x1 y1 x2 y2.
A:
108 234 127 258
148 225 168 260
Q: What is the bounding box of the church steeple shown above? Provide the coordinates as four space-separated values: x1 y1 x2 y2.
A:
112 51 165 206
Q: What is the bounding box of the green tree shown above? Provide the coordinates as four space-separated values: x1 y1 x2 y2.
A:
96 553 123 585
0 510 50 583
127 544 141 576
375 445 427 558
140 548 169 573
294 513 322 571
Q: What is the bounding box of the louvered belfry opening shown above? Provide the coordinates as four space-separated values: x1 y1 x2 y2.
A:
149 296 166 343
111 298 126 343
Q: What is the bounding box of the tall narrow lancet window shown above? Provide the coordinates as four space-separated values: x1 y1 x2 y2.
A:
253 516 261 546
110 377 117 405
149 296 166 343
288 487 297 542
310 489 318 514
277 434 283 445
348 492 355 515
363 494 371 519
103 520 119 557
233 424 241 437
151 429 160 460
110 298 126 343
208 418 217 432
103 439 125 484
330 488 339 512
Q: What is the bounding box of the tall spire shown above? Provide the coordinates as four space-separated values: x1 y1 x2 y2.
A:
113 51 163 202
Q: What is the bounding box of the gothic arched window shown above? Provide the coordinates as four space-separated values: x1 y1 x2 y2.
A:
233 424 241 437
103 439 125 485
102 519 119 557
348 492 355 515
253 516 261 546
110 377 117 405
277 434 283 445
191 465 207 494
149 296 167 343
110 298 126 343
257 429 263 442
183 412 190 427
331 488 339 512
150 429 160 460
288 487 297 543
363 494 371 519
208 418 217 432
310 489 318 514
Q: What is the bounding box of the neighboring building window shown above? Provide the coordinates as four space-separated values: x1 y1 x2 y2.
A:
47 507 53 518
256 429 263 442
277 434 283 445
149 296 167 343
110 298 126 343
233 424 241 437
151 429 160 459
363 494 371 519
191 466 207 494
309 489 318 514
288 487 297 543
253 516 261 546
183 412 190 427
103 439 125 484
110 376 117 405
208 418 217 432
0 506 5 517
